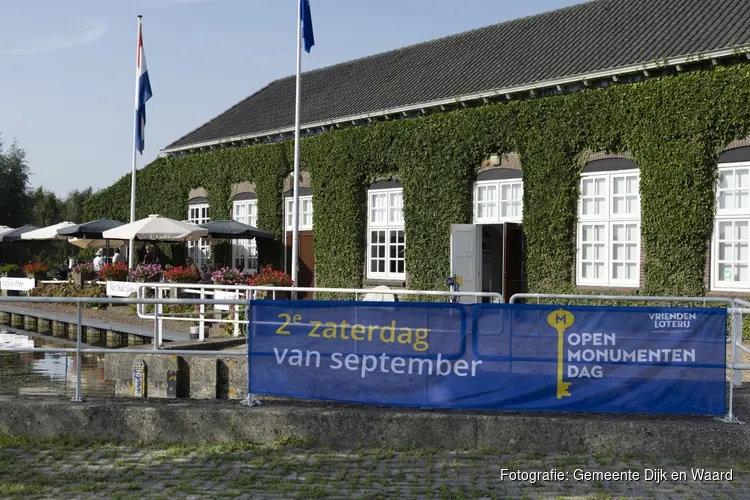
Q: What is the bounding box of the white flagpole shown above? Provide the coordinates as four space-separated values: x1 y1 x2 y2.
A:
128 15 142 270
291 1 303 289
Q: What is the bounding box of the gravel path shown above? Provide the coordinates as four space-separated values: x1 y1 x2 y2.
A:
0 435 746 499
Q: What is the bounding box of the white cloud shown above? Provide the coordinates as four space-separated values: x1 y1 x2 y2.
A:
0 19 108 56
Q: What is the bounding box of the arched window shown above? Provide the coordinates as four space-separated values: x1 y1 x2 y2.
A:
232 192 258 273
712 146 750 291
188 197 211 267
576 159 640 287
367 180 404 280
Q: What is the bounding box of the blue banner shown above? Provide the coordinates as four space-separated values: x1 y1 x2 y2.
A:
248 301 727 415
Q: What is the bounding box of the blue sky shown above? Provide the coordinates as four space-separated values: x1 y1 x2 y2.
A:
0 0 583 197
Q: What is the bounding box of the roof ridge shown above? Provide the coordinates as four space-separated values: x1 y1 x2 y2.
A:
164 0 750 151
164 0 600 149
278 0 600 82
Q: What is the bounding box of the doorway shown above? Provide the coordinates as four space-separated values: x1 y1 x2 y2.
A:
285 231 315 299
450 222 526 303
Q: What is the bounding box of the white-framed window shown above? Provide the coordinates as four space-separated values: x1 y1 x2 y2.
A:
576 170 640 287
367 188 405 280
473 179 523 223
187 203 211 268
285 196 313 231
712 162 750 291
233 199 258 274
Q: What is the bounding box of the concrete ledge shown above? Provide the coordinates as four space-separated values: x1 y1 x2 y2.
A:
1 394 750 460
0 304 194 342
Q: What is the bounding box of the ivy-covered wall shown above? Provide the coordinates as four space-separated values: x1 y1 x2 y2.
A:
85 64 750 297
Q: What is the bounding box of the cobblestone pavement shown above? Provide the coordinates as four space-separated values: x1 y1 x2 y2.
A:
0 435 748 499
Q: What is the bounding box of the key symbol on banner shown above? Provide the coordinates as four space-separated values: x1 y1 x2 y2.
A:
547 309 575 399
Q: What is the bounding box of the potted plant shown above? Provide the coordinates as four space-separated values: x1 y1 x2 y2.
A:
130 264 164 283
0 264 22 278
211 267 246 286
248 266 294 300
165 266 200 284
70 262 97 287
23 263 49 283
98 262 130 282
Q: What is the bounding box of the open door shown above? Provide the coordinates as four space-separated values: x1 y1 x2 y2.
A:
502 222 525 303
450 224 480 304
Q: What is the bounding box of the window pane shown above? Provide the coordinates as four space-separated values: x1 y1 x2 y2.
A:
389 191 403 224
737 222 748 240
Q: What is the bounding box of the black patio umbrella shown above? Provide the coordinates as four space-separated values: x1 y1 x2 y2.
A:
200 220 275 268
0 225 40 243
199 220 275 240
57 218 127 265
56 218 125 239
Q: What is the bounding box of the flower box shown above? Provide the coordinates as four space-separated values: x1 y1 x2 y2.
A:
72 271 97 287
23 263 48 283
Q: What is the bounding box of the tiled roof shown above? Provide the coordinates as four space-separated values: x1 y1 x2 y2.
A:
164 0 750 151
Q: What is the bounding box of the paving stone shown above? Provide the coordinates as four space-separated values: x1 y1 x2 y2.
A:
0 439 748 499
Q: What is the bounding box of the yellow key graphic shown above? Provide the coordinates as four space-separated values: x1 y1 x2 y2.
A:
547 309 575 399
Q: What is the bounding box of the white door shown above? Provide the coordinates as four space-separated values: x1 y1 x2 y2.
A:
450 224 480 304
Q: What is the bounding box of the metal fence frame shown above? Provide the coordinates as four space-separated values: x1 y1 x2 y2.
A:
0 291 746 423
134 283 504 344
509 293 743 424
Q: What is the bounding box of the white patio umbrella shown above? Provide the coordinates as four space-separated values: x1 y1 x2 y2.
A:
20 221 77 240
101 214 209 242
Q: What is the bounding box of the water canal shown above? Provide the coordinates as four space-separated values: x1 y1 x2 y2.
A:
0 328 113 397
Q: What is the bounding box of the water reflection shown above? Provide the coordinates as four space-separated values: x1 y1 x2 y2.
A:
0 329 113 397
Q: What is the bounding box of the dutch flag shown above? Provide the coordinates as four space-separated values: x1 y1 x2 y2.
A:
135 19 152 155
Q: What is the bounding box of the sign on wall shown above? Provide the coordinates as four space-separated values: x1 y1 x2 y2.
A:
106 281 140 298
248 301 727 415
0 277 35 291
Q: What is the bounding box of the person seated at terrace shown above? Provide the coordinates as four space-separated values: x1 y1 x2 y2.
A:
142 244 157 265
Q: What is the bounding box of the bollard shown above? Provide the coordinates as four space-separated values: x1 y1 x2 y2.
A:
69 323 86 343
52 321 67 337
0 311 10 325
23 316 37 332
87 327 103 344
37 319 51 335
106 330 124 348
11 313 23 329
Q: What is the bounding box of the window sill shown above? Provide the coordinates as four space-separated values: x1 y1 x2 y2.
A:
574 285 641 294
363 278 406 289
707 289 750 297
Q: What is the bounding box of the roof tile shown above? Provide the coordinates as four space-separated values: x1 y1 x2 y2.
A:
165 0 750 151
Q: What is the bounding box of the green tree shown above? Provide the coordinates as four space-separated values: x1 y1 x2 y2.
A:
0 135 31 227
62 187 93 223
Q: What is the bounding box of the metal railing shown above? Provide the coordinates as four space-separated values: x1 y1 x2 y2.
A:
135 283 504 344
1 291 747 424
510 293 744 425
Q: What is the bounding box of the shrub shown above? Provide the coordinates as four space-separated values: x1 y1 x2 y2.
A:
0 264 19 274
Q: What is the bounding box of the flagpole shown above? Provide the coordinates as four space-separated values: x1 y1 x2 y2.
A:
128 15 143 270
290 1 303 289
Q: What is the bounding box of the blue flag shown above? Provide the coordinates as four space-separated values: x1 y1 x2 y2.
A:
301 0 315 53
